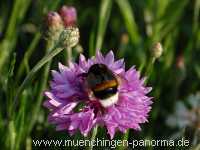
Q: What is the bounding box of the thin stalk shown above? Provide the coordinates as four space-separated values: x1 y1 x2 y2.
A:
14 44 63 108
95 0 112 51
16 32 41 80
16 0 62 80
88 125 98 150
27 40 53 133
116 0 141 45
7 121 16 150
117 130 129 150
144 57 156 82
15 93 26 150
29 62 51 133
66 46 72 65
0 0 31 72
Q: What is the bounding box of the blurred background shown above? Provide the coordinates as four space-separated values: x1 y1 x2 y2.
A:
0 0 199 149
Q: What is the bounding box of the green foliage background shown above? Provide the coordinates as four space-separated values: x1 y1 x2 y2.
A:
0 0 199 149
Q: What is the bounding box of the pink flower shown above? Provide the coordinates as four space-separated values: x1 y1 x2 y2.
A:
44 51 153 139
59 6 77 27
46 11 63 30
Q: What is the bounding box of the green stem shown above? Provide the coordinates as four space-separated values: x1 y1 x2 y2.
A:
30 63 51 133
14 44 63 109
95 0 112 51
144 57 156 83
117 130 129 150
67 46 72 65
16 32 41 80
7 121 16 150
0 0 31 72
116 0 141 45
27 40 53 133
88 125 98 150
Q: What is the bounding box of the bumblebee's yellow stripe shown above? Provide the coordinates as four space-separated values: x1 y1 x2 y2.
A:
93 80 118 92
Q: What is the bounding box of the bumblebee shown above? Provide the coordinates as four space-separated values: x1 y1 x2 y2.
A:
85 63 119 107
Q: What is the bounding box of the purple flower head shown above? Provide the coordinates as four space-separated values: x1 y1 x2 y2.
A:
44 51 153 139
59 6 77 27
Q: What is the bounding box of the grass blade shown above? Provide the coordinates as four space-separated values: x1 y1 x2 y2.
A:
115 0 141 45
0 0 31 72
95 0 113 51
14 44 63 108
16 33 41 80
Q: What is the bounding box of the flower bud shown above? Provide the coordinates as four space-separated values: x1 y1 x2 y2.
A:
176 53 185 70
46 11 63 30
121 33 129 45
59 6 77 27
45 12 64 42
151 42 163 58
59 27 79 48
